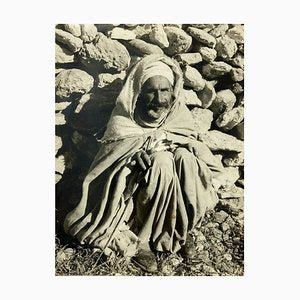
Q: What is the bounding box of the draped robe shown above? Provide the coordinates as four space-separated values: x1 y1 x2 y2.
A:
63 54 224 256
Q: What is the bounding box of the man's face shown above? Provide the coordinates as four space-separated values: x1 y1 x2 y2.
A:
135 75 174 123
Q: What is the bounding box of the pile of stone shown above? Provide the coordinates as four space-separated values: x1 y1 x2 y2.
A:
55 23 244 228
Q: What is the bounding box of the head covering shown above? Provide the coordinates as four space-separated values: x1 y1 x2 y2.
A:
141 61 175 86
101 54 197 143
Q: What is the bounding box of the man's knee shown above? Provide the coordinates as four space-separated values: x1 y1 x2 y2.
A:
150 151 173 173
174 147 193 161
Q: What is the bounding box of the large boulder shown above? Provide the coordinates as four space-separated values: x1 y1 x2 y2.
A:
228 53 244 69
202 61 232 79
80 24 98 42
108 27 136 40
80 33 131 72
191 108 213 133
209 89 236 117
64 24 81 37
216 106 244 131
163 26 193 55
197 80 216 108
183 66 205 91
209 24 229 38
230 68 244 82
223 151 244 167
55 29 83 53
217 167 241 189
198 130 244 152
187 27 216 48
55 43 74 64
149 25 169 48
218 185 244 199
198 47 217 62
55 69 94 101
180 89 202 107
215 35 238 60
175 53 202 66
126 39 164 56
97 71 126 89
227 25 244 44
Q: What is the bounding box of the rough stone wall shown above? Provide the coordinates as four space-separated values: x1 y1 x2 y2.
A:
55 24 244 236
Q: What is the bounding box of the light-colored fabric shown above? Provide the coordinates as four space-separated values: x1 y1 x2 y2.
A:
141 61 174 86
63 54 224 256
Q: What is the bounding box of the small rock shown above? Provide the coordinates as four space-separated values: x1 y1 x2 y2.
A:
227 25 244 44
163 26 193 55
74 94 92 113
80 24 98 42
131 24 153 39
228 53 244 69
55 29 83 53
198 47 217 62
55 173 62 184
109 27 136 40
97 71 126 89
217 168 241 190
223 151 244 167
55 69 94 101
219 197 244 213
126 39 164 56
55 112 66 125
187 27 216 48
202 61 232 79
199 130 243 152
230 121 244 141
55 101 71 112
191 107 213 133
223 253 232 261
214 210 228 223
215 35 238 60
149 25 169 48
209 89 236 117
238 43 244 54
209 24 229 38
160 254 182 275
56 155 65 175
221 222 230 232
230 68 244 82
175 53 202 66
216 106 244 131
95 24 119 33
230 82 244 94
202 264 218 275
55 43 74 64
180 89 202 107
55 136 63 155
218 185 244 199
80 33 131 72
196 80 216 108
183 66 205 91
64 24 81 37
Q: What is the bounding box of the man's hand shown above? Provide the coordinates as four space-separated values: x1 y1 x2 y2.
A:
131 150 152 170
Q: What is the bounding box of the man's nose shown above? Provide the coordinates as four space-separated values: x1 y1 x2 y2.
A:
154 91 164 103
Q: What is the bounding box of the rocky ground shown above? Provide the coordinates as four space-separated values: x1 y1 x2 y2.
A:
55 198 244 276
55 23 244 276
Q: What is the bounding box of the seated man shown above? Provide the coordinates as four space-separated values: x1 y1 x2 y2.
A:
63 54 224 272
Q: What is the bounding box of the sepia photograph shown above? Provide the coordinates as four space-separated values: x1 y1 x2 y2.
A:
55 23 244 276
